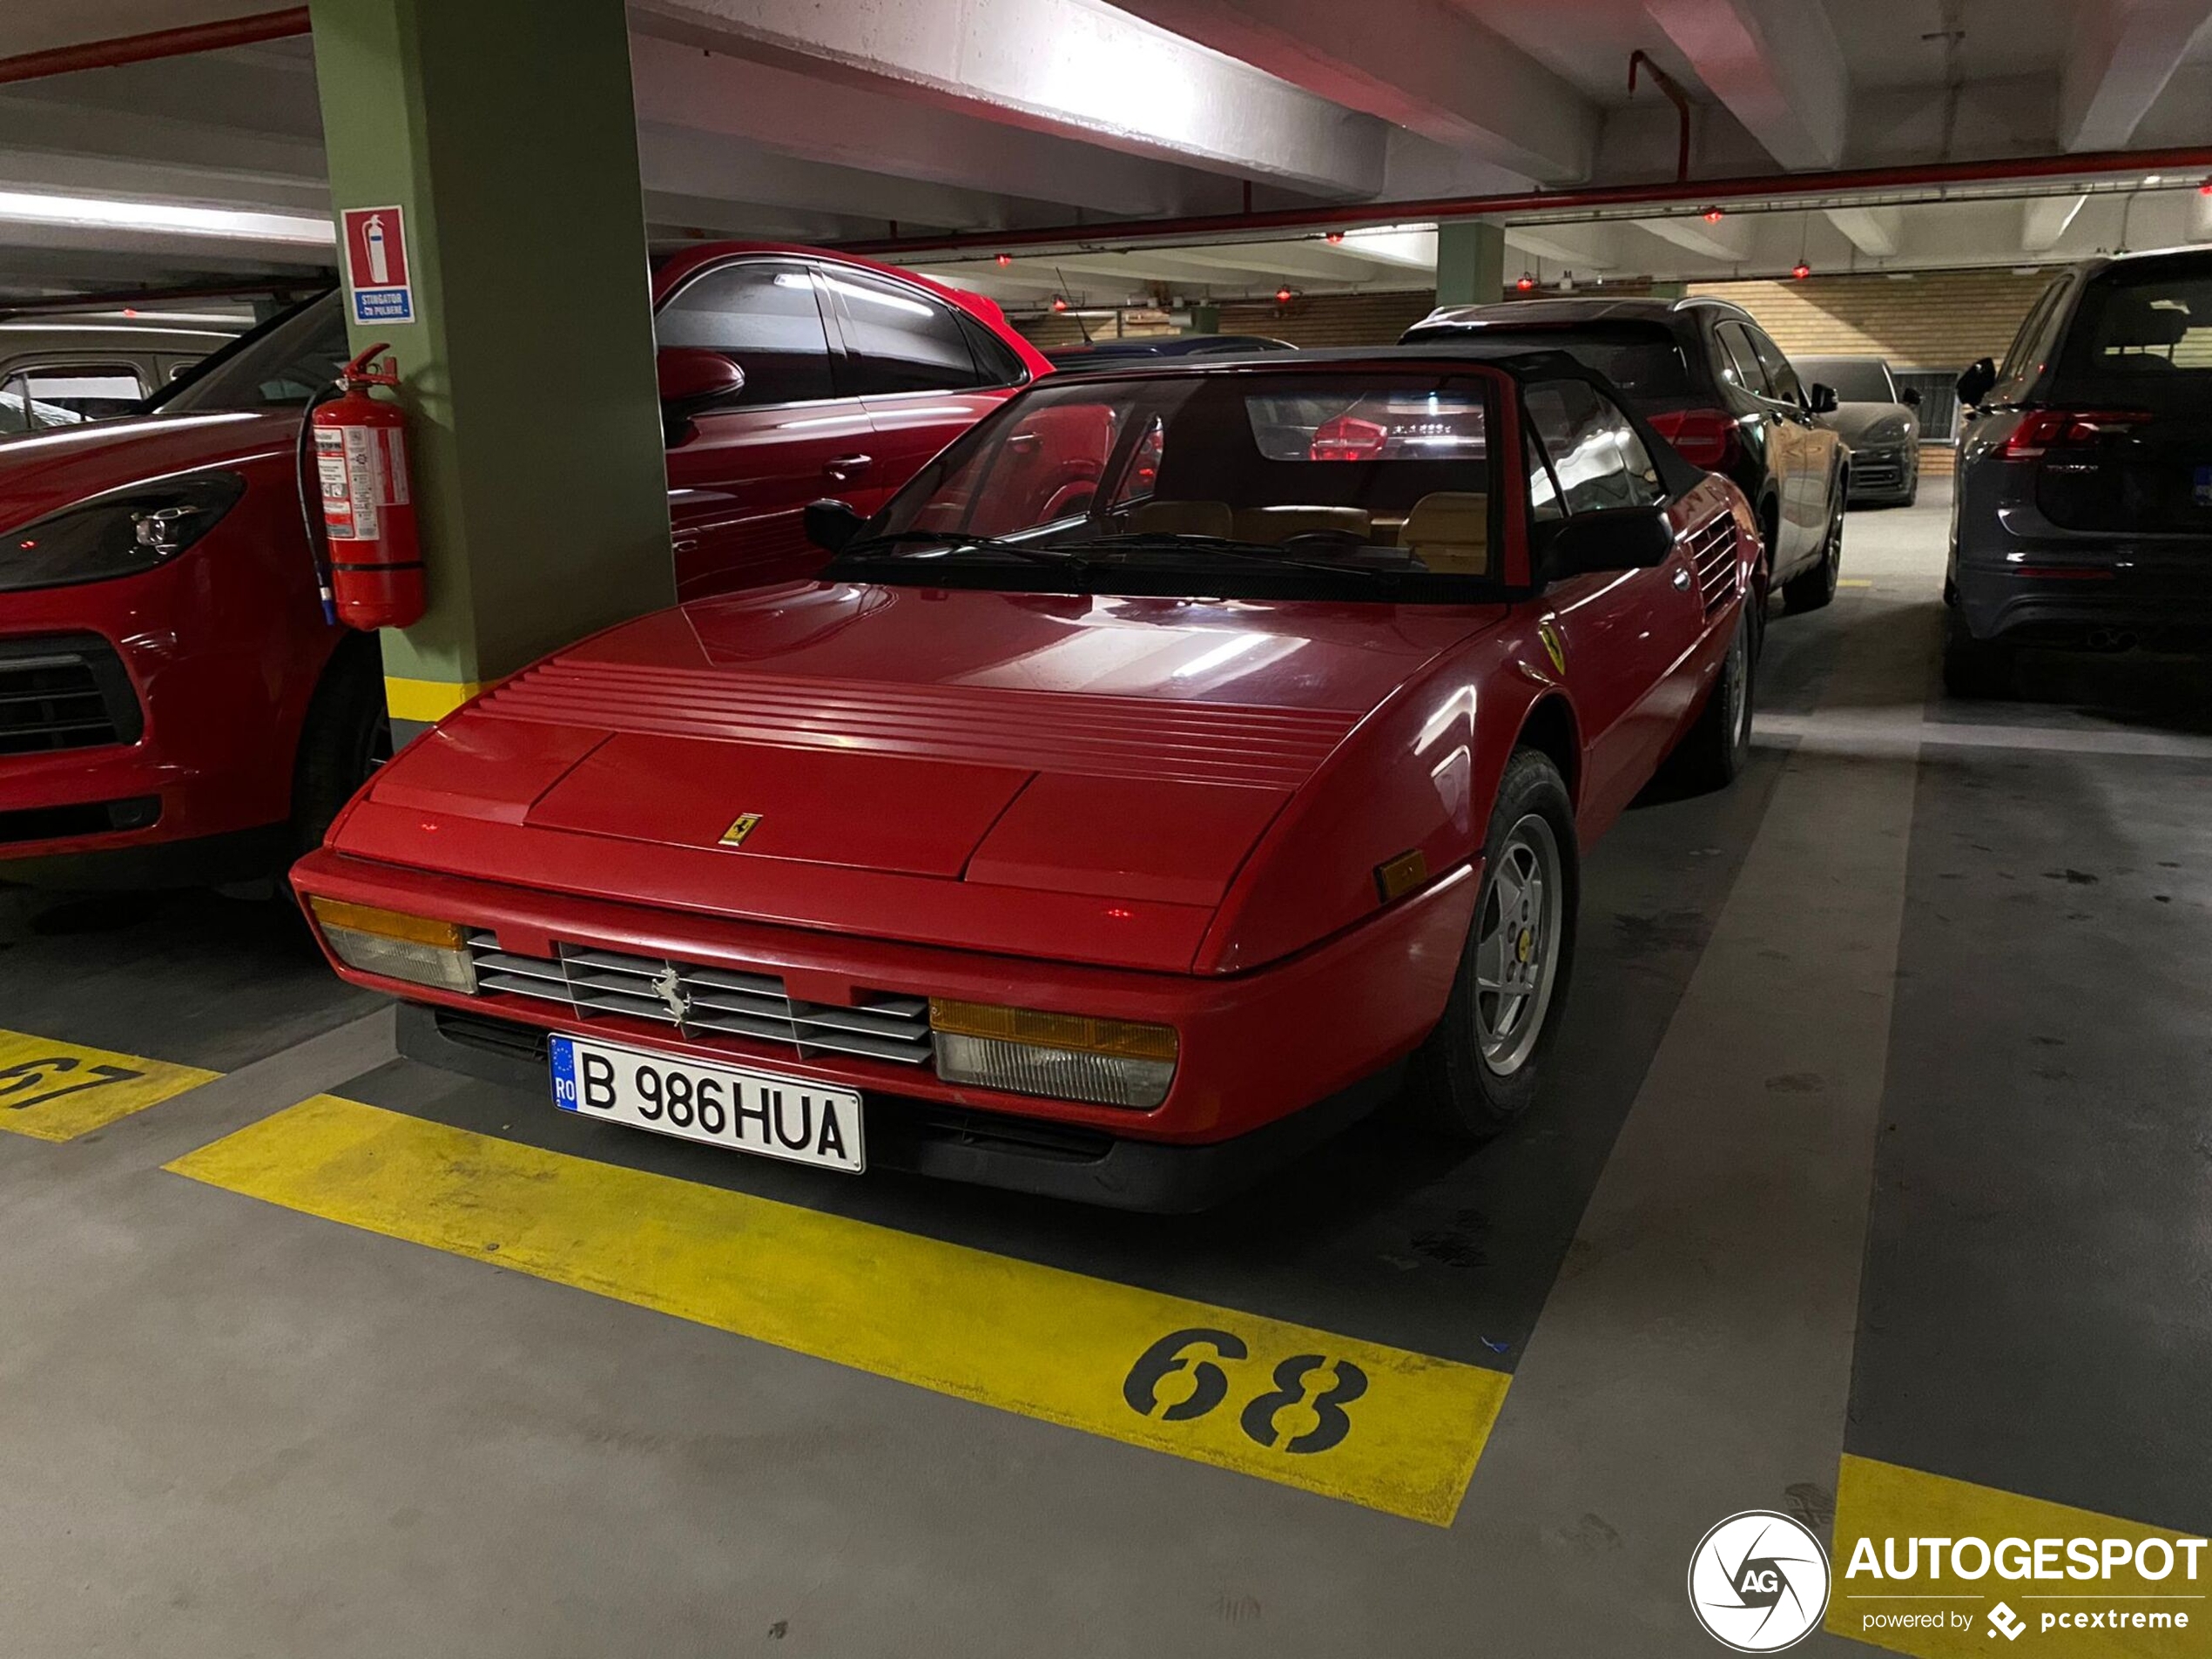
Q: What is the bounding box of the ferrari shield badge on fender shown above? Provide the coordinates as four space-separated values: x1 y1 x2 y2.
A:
1539 621 1568 677
718 813 763 849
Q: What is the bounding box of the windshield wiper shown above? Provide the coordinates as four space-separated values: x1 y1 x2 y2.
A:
1075 531 1393 579
840 529 1100 570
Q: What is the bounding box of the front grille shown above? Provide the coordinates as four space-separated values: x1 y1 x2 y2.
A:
1688 514 1740 617
0 635 141 757
466 932 934 1067
1853 456 1905 489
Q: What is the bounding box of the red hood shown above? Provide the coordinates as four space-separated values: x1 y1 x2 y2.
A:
0 410 296 531
341 583 1505 969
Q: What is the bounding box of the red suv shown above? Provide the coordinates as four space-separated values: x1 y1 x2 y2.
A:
0 243 1048 887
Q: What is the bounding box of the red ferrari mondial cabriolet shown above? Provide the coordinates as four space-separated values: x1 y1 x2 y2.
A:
292 347 1759 1211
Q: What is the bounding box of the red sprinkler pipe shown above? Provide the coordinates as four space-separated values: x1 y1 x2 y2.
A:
842 144 2212 259
1629 49 1693 185
0 8 311 87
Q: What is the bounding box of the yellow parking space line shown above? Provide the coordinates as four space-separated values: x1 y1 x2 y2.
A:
0 1028 219 1143
167 1096 1510 1525
1838 577 1875 588
1829 1453 2208 1655
383 676 485 724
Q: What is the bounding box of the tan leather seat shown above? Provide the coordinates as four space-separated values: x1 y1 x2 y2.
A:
1230 505 1373 544
1401 491 1489 576
1127 499 1234 538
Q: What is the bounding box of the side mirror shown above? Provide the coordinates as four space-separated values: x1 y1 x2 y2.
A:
656 347 745 426
1808 382 1839 415
804 497 866 554
1955 357 1997 409
1900 385 1922 408
1540 505 1675 581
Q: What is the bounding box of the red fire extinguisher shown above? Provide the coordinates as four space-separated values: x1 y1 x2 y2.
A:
313 342 423 631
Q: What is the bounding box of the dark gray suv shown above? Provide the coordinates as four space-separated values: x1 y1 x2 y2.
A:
1947 247 2212 695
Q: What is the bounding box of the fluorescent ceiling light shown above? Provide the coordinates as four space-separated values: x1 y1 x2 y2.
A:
0 190 334 246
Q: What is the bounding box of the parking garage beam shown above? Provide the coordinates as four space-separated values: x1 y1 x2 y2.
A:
307 0 674 739
1433 220 1503 308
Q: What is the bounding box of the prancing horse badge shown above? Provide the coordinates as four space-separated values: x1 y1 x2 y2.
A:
718 813 762 849
1539 621 1567 677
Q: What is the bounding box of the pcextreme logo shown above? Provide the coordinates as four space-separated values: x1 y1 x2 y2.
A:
1689 1510 1832 1652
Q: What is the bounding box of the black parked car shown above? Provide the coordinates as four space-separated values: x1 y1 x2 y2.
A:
1404 298 1850 612
1946 246 2212 694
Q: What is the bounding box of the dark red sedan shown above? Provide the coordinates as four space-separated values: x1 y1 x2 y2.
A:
0 244 1048 887
292 347 1758 1210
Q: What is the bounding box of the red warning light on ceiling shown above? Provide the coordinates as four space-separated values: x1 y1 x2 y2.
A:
995 253 1013 266
1325 231 1345 244
1703 206 1725 223
1792 260 1812 280
1050 295 1069 312
1516 273 1536 291
1275 286 1295 305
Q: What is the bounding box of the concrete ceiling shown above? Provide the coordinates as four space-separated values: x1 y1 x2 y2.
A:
0 0 2208 304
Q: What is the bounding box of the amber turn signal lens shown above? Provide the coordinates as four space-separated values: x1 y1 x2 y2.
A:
307 897 465 949
928 999 1177 1061
1374 848 1429 902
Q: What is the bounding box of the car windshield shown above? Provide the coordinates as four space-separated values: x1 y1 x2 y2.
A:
1797 358 1894 402
155 292 350 414
835 370 1501 602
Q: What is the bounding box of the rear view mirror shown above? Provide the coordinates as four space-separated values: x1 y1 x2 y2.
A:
1808 382 1839 415
1540 505 1674 581
1956 357 1997 409
656 347 744 424
1901 385 1922 408
804 498 866 553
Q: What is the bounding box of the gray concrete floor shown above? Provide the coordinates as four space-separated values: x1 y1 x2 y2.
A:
2 478 2206 1656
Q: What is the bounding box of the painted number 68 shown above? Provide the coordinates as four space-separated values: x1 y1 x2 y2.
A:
1122 1327 1368 1456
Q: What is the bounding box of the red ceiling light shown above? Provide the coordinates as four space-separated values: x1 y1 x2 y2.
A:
995 252 1013 266
1050 294 1069 312
1792 260 1812 280
1275 285 1295 305
1516 272 1536 291
2200 179 2212 195
1325 230 1345 244
1702 206 1725 223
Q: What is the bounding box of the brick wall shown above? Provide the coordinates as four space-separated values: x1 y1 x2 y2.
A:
1685 269 2051 371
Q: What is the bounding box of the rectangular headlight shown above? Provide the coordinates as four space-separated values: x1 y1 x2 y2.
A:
928 998 1177 1109
307 897 476 995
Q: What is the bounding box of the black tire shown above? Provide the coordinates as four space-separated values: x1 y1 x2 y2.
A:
290 637 391 859
1784 483 1845 611
1671 608 1755 792
1941 609 2013 699
1405 748 1579 1141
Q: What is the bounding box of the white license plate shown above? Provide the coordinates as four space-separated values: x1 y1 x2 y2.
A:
550 1033 864 1173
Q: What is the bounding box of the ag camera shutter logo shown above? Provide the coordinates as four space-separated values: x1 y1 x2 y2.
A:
1688 1510 1832 1651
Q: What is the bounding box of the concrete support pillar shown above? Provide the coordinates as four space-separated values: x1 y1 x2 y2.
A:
307 0 673 738
1434 220 1505 308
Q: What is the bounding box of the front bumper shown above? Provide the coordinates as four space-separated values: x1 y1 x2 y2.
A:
1846 445 1917 502
292 846 1479 1202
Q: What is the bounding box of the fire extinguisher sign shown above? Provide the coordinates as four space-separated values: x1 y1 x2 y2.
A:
341 206 415 324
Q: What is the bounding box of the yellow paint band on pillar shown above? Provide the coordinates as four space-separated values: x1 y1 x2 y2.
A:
0 1028 219 1142
383 676 485 724
167 1096 1510 1524
1829 1453 2209 1656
